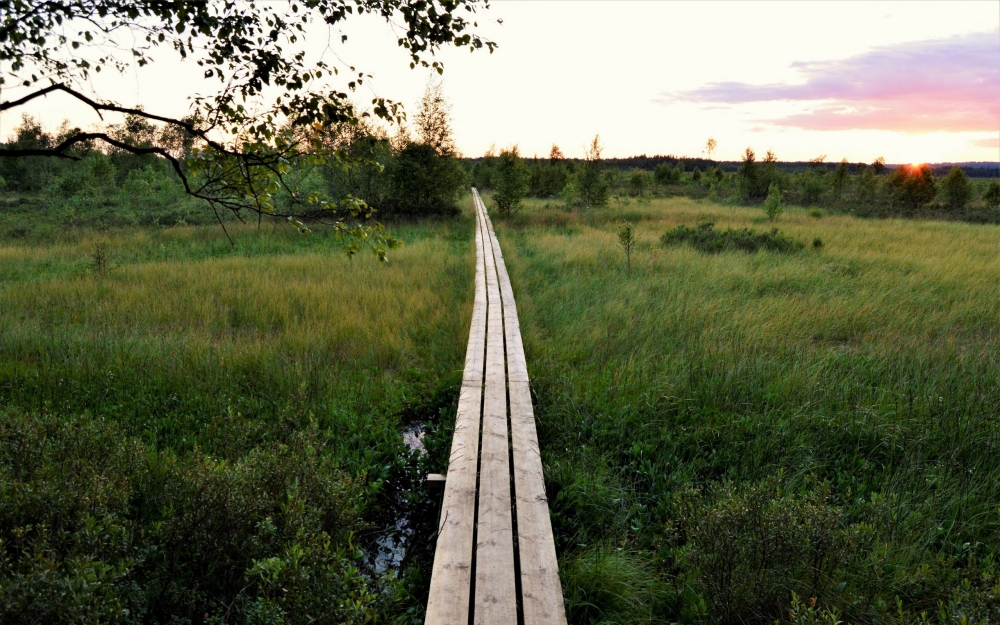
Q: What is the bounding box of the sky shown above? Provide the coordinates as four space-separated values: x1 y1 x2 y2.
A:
6 1 1000 163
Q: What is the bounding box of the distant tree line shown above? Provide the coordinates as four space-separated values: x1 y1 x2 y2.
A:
469 141 1000 223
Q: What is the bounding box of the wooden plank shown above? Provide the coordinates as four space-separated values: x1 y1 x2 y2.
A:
478 191 568 625
425 195 489 625
472 189 518 625
507 379 567 625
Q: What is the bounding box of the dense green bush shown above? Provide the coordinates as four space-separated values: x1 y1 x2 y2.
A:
0 410 381 624
386 143 465 217
655 161 681 185
942 166 972 211
985 180 1000 210
661 221 804 254
736 148 780 202
492 147 530 217
567 135 610 209
675 480 859 625
888 164 937 212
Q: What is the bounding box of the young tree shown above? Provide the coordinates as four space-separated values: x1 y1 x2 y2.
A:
655 161 680 185
763 183 783 221
941 166 972 210
889 164 937 212
0 0 494 255
628 169 650 196
704 137 718 159
493 146 530 217
832 158 849 200
388 142 465 217
984 180 1000 210
872 157 887 175
414 80 456 156
618 221 637 273
737 147 760 202
577 134 609 208
472 144 498 190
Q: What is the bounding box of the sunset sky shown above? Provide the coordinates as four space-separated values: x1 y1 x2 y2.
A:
8 1 1000 163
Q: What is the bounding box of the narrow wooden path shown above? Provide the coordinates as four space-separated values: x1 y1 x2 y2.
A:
425 189 566 625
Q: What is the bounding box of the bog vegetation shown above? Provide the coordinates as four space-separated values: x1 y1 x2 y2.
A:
493 196 1000 625
4 110 1000 624
0 215 474 623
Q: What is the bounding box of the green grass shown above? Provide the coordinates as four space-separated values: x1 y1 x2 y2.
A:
7 188 1000 624
0 207 476 623
494 197 1000 624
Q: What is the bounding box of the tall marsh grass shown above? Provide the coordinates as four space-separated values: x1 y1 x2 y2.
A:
0 215 474 622
496 197 1000 624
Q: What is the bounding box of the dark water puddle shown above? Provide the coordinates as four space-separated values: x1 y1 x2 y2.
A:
361 423 430 579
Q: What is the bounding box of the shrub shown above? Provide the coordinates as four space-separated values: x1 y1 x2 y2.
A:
813 237 824 249
800 170 826 205
0 410 375 624
627 169 651 196
889 164 937 212
654 161 680 185
576 135 609 208
387 143 464 217
737 148 778 202
660 221 804 254
763 183 783 221
941 166 972 210
527 154 568 198
678 480 856 625
831 158 849 200
617 221 637 273
985 180 1000 210
492 147 530 217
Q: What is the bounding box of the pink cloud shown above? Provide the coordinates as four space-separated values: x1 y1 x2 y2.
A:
663 31 1000 133
971 136 1000 149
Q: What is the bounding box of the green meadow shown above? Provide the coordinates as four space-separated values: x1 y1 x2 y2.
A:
0 217 475 623
4 194 1000 624
496 197 1000 624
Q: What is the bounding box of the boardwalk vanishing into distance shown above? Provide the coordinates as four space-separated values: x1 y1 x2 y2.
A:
425 190 567 625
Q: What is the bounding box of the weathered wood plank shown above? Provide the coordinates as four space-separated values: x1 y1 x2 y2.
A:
424 194 489 625
507 379 567 625
472 190 518 625
478 190 568 625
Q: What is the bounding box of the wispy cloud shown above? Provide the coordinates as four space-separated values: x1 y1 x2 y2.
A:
971 136 1000 149
662 31 1000 133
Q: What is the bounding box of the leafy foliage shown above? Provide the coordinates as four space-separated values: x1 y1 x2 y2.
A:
414 80 457 156
492 147 530 217
763 183 783 221
889 164 938 212
387 143 465 217
575 135 610 208
942 166 972 210
0 0 494 249
985 180 1000 210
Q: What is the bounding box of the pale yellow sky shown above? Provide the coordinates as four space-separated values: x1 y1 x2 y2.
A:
7 1 999 163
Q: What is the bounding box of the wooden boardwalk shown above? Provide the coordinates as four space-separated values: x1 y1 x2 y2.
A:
425 189 566 625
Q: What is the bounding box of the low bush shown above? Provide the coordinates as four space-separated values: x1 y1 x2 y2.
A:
0 410 378 624
660 221 804 254
674 479 860 625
